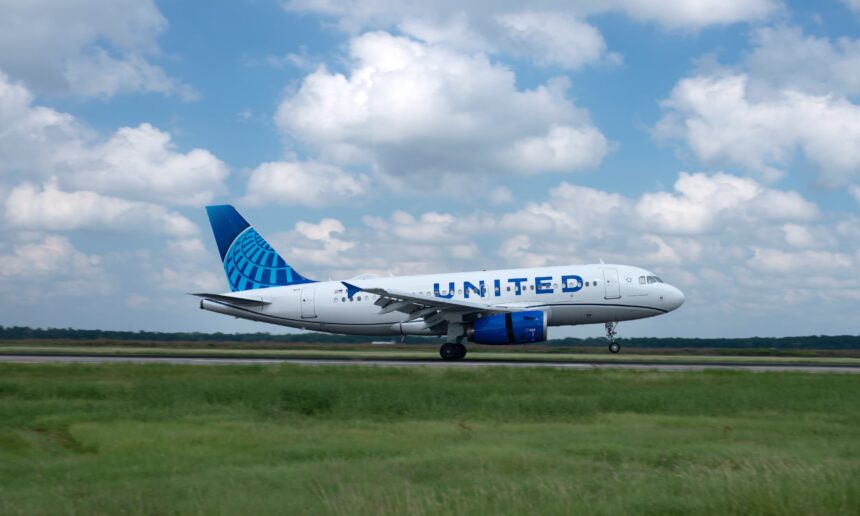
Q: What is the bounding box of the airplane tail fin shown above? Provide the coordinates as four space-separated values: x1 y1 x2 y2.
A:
205 205 315 292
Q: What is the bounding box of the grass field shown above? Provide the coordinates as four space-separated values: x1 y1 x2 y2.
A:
0 364 858 515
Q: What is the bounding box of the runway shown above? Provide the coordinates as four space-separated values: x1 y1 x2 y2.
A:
1 353 858 373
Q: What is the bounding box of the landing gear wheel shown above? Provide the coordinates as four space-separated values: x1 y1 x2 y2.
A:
605 322 620 354
440 342 468 361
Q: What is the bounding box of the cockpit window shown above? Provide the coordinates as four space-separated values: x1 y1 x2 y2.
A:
646 276 664 284
655 277 663 283
638 276 646 284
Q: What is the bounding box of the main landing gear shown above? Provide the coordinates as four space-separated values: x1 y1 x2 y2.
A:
439 342 467 361
440 323 468 361
606 322 620 353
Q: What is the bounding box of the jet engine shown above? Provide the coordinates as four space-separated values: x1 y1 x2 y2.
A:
467 310 547 345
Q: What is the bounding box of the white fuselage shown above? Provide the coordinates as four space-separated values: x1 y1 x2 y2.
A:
200 263 685 337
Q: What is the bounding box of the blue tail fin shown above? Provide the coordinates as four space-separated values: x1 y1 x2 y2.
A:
205 205 315 292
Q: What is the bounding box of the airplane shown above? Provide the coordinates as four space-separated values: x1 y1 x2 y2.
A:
195 205 685 360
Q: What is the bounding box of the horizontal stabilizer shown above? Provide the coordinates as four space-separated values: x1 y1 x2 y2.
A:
190 293 271 306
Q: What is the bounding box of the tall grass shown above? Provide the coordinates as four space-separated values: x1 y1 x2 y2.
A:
0 364 857 515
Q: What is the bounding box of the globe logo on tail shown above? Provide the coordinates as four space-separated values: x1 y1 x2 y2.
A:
224 228 301 291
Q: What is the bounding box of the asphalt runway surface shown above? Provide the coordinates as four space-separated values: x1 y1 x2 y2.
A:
1 353 858 373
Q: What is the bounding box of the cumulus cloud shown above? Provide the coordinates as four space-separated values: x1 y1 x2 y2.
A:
276 32 608 183
0 72 227 205
636 172 818 234
285 0 778 66
494 11 617 69
0 0 193 98
4 182 198 237
74 124 228 206
244 160 369 207
654 74 860 185
745 26 860 98
656 26 860 187
0 235 100 279
0 235 111 303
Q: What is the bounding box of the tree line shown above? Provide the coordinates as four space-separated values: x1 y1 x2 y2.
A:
0 326 858 349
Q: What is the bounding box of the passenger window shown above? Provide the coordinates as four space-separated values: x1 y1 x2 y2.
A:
457 289 462 295
553 283 558 289
529 285 534 290
506 287 511 292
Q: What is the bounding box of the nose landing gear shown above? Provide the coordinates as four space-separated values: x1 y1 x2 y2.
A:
605 322 620 353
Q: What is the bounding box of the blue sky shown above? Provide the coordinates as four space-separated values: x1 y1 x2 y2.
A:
1 0 859 338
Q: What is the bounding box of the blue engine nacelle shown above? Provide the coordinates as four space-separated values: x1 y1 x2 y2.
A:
467 310 547 345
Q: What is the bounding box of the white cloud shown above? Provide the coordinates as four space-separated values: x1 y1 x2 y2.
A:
0 234 111 303
276 32 608 182
0 0 192 98
495 11 617 69
656 26 860 188
370 211 462 242
74 124 228 206
153 238 223 292
0 73 227 205
748 247 853 273
744 26 860 98
654 74 860 186
244 160 369 207
285 0 779 59
0 235 100 279
4 182 198 237
636 172 818 234
610 0 777 28
63 50 197 101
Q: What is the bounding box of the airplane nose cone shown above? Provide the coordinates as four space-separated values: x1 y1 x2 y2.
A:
666 285 685 311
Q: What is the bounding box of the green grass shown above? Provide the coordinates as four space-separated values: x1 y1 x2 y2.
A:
0 364 858 515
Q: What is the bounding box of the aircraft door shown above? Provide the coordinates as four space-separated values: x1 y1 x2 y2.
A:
603 268 621 299
300 287 317 318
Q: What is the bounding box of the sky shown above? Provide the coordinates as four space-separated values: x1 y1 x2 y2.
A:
1 0 859 338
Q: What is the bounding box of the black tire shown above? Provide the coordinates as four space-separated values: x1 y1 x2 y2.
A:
608 342 621 354
440 343 459 361
454 343 467 360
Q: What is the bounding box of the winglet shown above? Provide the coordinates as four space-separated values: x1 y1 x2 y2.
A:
341 281 362 300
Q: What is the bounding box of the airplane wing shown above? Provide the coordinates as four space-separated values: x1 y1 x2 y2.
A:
342 281 515 330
